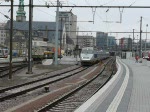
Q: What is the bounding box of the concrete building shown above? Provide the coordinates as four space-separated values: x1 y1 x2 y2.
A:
59 11 77 48
5 21 67 50
107 36 116 50
77 35 95 49
0 23 6 46
96 32 108 50
96 32 116 50
119 37 132 51
11 31 26 56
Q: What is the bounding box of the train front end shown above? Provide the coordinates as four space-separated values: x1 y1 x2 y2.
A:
80 47 95 65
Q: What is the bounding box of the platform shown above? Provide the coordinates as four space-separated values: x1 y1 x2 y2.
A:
59 55 80 64
0 57 24 63
75 57 150 112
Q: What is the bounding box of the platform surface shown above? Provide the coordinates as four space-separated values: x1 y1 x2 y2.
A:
75 57 150 112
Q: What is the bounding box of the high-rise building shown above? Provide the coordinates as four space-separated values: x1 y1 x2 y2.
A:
77 35 95 48
96 32 108 49
119 37 132 51
0 23 6 46
59 11 77 47
107 36 116 50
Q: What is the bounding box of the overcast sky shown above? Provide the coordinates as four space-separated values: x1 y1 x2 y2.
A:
0 0 150 42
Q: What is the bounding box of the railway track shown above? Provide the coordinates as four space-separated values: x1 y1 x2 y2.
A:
0 58 112 112
37 58 115 112
0 63 28 78
0 65 88 102
0 61 41 78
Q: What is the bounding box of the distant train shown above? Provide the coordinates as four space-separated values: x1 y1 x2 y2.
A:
32 47 62 61
80 47 110 65
0 48 8 58
142 51 150 60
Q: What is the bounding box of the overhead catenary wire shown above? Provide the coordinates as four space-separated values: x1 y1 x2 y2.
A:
85 0 104 21
118 7 124 23
1 28 150 33
129 0 137 7
0 0 149 41
2 4 150 8
91 7 96 24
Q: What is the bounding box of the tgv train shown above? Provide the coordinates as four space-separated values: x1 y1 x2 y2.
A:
80 47 109 65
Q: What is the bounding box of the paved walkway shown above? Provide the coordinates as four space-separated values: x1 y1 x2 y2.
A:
75 57 150 112
59 55 80 64
123 58 150 112
0 57 24 63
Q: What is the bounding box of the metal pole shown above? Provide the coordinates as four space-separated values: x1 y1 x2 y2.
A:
9 0 13 79
145 24 148 52
60 18 62 59
139 16 142 58
137 35 139 53
77 27 79 47
76 27 79 57
128 35 130 50
132 29 134 57
76 27 79 62
27 0 33 74
54 0 59 65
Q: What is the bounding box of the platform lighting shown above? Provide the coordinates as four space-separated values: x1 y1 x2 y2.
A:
145 24 148 52
137 35 139 53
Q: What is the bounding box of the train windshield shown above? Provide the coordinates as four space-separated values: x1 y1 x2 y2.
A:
81 50 93 54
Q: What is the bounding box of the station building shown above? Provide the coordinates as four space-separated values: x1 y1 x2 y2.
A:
0 23 6 46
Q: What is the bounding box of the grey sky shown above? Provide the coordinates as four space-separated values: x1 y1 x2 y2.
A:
0 0 150 42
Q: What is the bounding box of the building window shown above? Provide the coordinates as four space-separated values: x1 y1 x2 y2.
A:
34 42 37 46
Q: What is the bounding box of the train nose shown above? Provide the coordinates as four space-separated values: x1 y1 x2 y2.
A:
82 57 89 59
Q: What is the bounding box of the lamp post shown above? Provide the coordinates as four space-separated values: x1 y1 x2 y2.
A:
144 24 148 52
132 29 135 57
137 35 139 54
139 16 142 58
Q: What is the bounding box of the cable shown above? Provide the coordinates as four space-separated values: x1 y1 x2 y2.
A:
35 7 55 18
0 11 11 20
84 0 104 31
92 7 96 24
129 0 137 7
97 0 116 6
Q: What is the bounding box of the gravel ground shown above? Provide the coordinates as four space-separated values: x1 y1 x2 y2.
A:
0 66 94 112
0 64 78 88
